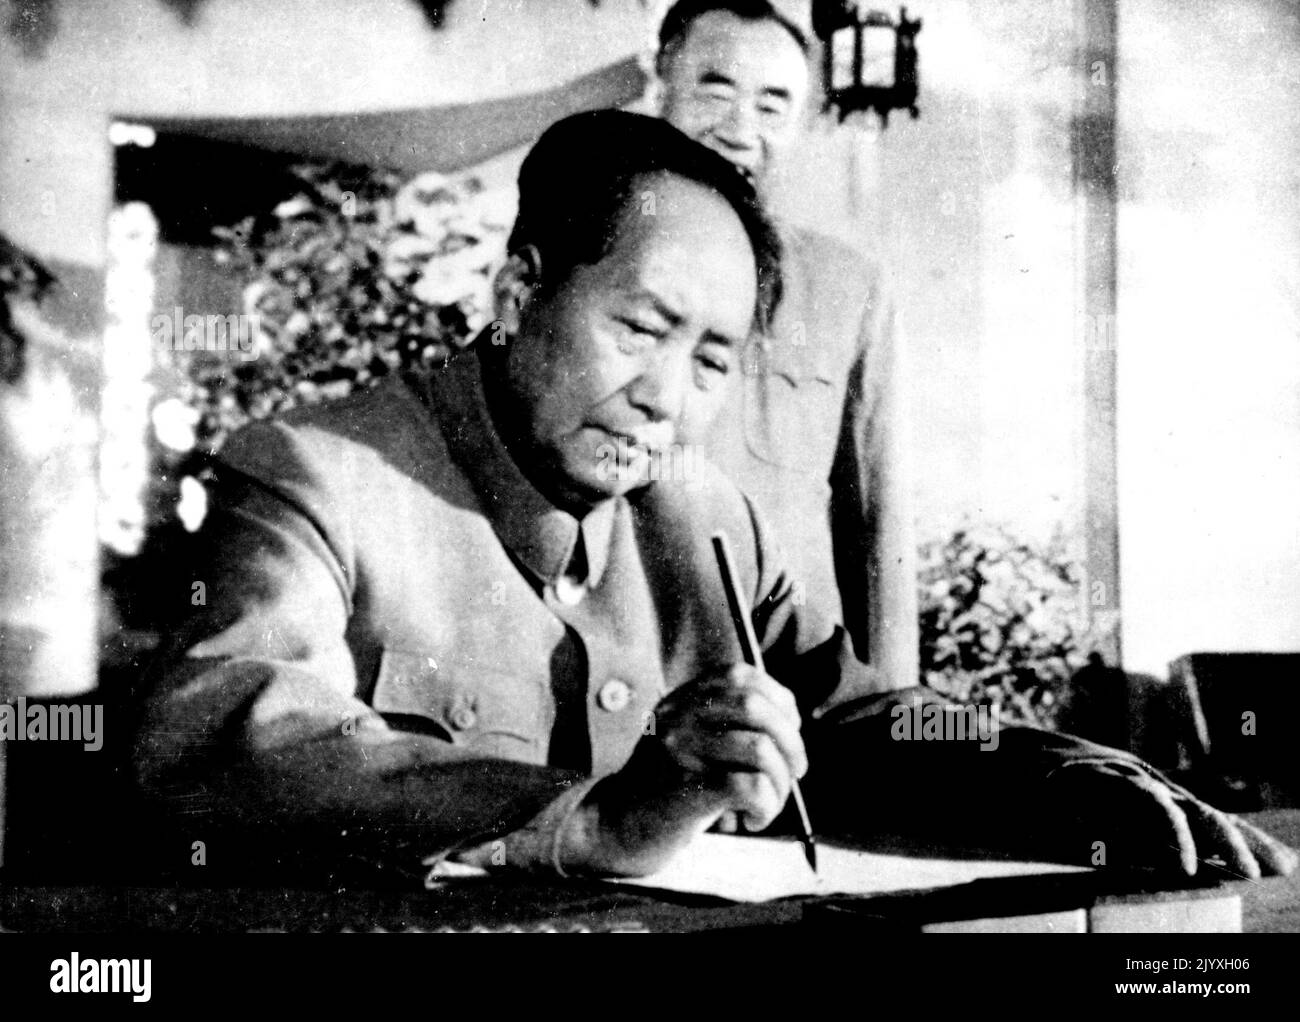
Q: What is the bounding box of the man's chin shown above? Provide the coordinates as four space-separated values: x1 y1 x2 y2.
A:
543 455 652 509
572 434 659 498
722 157 763 189
717 159 759 187
579 466 653 502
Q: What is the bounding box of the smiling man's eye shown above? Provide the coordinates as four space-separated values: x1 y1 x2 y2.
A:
697 82 734 101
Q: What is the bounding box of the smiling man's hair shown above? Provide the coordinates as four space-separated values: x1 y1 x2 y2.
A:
508 109 782 332
656 0 810 77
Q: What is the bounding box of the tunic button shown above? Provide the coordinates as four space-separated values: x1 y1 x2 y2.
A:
553 575 586 606
449 705 478 731
597 679 632 713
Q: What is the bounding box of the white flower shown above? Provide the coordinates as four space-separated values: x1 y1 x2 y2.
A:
394 171 457 233
383 233 440 278
440 241 497 276
472 187 517 230
241 280 268 316
410 243 498 308
412 267 471 308
400 170 453 201
273 195 314 219
177 475 208 532
110 201 159 239
151 397 199 452
282 310 311 337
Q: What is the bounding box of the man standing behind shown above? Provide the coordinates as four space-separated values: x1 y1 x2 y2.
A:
655 0 917 688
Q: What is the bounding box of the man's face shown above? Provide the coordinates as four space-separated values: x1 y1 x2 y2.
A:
658 10 810 188
493 173 757 508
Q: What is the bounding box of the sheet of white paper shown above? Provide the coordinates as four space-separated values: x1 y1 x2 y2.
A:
611 834 1091 903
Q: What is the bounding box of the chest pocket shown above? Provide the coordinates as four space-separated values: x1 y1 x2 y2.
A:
742 336 845 477
370 647 549 764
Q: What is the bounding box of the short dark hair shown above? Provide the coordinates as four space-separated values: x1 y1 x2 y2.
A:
509 109 782 332
657 0 810 75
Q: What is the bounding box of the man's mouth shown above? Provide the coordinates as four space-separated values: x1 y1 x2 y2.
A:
698 137 759 183
590 424 670 455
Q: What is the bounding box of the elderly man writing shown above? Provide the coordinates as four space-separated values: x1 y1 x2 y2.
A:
133 111 1294 884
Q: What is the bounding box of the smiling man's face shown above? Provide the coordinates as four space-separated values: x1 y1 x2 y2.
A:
659 10 810 190
491 172 757 509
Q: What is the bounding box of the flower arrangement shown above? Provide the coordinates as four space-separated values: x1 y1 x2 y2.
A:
191 161 512 450
102 161 510 637
918 521 1100 730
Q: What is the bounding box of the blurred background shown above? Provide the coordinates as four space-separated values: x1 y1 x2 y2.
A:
1 0 1298 835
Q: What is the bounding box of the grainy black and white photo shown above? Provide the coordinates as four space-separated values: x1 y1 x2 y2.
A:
1 0 1298 973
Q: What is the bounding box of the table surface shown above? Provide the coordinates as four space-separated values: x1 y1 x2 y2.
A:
1240 809 1300 932
2 810 1296 933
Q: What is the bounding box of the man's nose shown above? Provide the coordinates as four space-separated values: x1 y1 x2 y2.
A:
626 346 691 425
713 101 760 156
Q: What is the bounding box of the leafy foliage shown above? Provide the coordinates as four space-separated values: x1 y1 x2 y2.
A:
107 160 508 636
0 231 56 382
918 522 1098 730
194 161 509 450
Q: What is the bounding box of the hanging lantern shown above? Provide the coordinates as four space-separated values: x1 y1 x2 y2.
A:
813 2 922 127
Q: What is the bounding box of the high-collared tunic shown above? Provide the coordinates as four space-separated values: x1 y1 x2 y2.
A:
133 347 891 874
133 346 1165 879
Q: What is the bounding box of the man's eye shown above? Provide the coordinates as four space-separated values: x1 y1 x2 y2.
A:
615 319 662 353
758 103 788 119
619 319 661 338
695 352 730 375
693 353 730 391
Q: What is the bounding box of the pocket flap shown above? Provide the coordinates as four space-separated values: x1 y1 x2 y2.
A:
371 648 542 750
745 334 836 387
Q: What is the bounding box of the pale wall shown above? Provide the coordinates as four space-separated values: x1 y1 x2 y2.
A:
781 0 1086 548
1116 0 1300 674
780 0 1300 676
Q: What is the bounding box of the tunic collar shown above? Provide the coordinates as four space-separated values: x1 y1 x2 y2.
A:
411 345 614 592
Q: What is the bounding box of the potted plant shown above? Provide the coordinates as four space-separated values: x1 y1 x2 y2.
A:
918 521 1102 730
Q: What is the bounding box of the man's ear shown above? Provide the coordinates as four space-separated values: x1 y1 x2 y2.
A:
492 245 543 336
